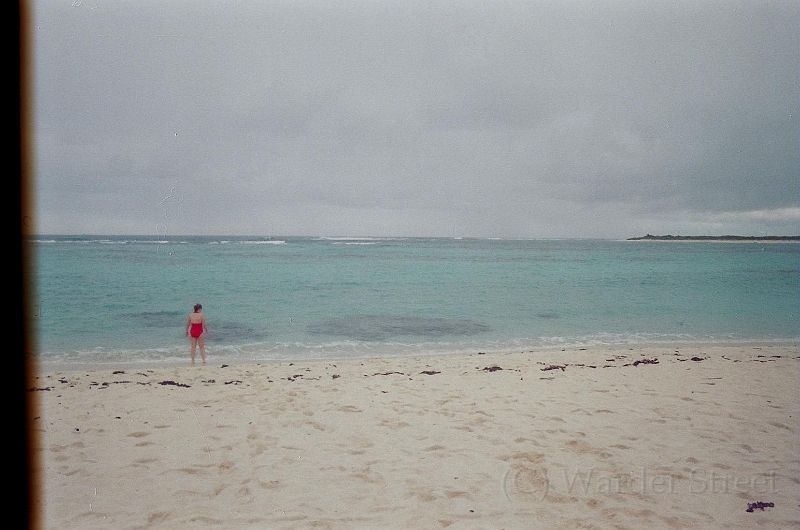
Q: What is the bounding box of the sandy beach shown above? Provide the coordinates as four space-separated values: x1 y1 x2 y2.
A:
29 344 799 529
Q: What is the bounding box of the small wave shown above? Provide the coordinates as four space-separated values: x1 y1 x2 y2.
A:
317 237 407 242
39 238 112 244
208 239 285 245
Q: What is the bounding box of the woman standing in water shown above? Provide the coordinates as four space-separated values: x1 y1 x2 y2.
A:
185 303 209 365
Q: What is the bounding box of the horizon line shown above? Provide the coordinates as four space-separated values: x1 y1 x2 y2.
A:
25 233 800 240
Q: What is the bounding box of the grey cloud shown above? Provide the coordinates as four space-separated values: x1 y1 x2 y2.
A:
31 0 799 237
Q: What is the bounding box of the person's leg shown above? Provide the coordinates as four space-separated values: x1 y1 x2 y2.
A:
198 335 206 364
190 337 197 365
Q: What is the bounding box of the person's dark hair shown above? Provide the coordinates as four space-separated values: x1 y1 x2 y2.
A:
193 303 202 312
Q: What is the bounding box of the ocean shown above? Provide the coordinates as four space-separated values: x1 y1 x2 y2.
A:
27 236 799 369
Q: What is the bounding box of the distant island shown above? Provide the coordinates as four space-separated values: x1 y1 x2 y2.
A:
628 234 800 242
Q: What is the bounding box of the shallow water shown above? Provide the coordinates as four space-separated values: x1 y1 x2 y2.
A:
28 236 799 368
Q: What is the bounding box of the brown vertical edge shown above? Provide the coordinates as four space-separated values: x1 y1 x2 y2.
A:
19 1 38 528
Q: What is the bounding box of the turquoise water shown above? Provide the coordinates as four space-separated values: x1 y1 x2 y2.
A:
28 236 799 368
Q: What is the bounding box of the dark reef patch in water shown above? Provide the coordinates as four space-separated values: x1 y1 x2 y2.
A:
307 315 491 341
123 311 267 341
123 311 185 328
207 321 269 342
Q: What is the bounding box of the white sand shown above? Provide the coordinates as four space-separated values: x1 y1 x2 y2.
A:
29 344 799 529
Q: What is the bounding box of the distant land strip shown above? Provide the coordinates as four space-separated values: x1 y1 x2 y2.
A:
628 234 800 242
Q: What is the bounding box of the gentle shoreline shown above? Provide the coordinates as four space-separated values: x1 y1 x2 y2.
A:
627 235 799 242
30 344 799 529
626 239 800 244
30 338 800 374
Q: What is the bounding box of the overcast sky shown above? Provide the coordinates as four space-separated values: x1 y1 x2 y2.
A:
30 0 799 238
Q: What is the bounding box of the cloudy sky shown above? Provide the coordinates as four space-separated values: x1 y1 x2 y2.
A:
29 0 798 238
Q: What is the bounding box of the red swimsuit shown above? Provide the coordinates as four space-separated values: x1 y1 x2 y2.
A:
190 322 203 338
